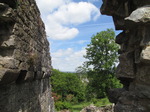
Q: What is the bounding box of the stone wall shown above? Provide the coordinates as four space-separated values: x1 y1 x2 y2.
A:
0 0 53 112
101 0 150 112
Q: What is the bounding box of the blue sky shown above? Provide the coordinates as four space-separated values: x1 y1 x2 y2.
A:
35 0 116 71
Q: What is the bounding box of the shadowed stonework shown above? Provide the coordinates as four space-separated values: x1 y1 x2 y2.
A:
0 0 54 112
101 0 150 112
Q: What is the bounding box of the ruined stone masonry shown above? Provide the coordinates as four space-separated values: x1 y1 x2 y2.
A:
0 0 54 112
101 0 150 112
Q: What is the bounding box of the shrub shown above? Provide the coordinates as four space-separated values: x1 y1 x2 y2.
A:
72 97 78 104
55 101 64 111
51 69 86 102
91 98 98 104
55 101 72 111
63 101 72 109
66 94 74 102
94 98 112 107
52 92 62 102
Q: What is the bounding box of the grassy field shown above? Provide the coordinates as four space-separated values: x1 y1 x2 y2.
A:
71 98 112 112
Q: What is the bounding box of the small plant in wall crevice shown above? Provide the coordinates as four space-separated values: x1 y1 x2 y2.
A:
27 52 37 65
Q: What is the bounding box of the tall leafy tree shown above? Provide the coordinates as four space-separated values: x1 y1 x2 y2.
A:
84 29 121 98
85 28 118 71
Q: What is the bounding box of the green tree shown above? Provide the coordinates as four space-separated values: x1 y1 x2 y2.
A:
51 69 85 102
84 29 121 98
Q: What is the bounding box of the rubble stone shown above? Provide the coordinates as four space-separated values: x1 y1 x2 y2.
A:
0 0 54 112
101 0 150 112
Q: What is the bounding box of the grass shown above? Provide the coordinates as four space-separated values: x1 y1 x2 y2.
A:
71 98 112 112
94 98 112 107
71 102 91 112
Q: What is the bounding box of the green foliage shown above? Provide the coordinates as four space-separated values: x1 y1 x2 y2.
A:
94 98 112 107
84 28 118 71
75 66 88 79
52 92 62 102
66 94 74 102
55 101 72 111
63 101 72 109
91 98 98 104
51 69 86 102
55 101 64 111
84 29 122 99
51 69 85 110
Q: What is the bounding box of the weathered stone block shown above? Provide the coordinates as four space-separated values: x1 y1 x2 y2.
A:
25 71 34 81
113 16 126 30
140 26 150 46
0 3 14 21
125 6 150 27
134 48 142 63
136 66 150 84
35 71 43 80
0 58 19 69
0 0 53 111
115 31 129 44
140 46 150 63
0 68 19 85
101 1 150 111
108 88 126 104
116 52 135 79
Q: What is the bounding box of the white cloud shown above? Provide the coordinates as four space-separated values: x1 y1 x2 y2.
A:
50 2 100 25
51 48 86 71
52 48 73 58
36 0 100 40
88 0 99 3
36 0 71 14
46 23 79 40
